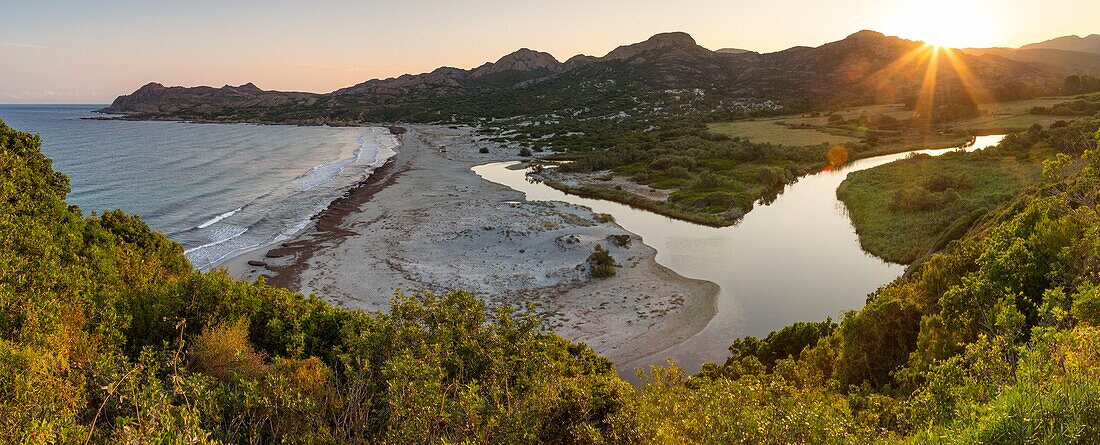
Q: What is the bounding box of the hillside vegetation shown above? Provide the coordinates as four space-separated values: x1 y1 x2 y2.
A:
97 31 1100 228
839 119 1096 264
0 120 627 443
4 117 1100 443
102 32 1068 126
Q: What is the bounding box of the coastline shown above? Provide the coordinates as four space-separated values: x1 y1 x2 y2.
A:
223 149 411 289
220 125 719 373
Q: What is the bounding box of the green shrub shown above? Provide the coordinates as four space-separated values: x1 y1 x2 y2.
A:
0 119 632 443
666 165 692 179
608 234 632 248
587 244 617 278
726 319 837 368
1073 283 1100 326
691 171 733 190
924 173 971 192
888 186 939 212
189 318 271 382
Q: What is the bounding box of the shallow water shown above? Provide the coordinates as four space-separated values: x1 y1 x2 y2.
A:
0 105 397 270
473 134 1006 373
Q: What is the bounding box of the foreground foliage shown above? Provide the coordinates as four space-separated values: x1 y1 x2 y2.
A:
837 120 1098 263
620 121 1100 444
0 120 627 443
4 117 1100 443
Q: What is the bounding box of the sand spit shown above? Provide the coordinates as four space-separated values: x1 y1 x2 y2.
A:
224 125 718 371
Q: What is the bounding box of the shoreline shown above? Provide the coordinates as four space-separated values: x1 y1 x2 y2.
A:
215 126 406 279
84 112 381 128
226 152 411 288
221 125 720 375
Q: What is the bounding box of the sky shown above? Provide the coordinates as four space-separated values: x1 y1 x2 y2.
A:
2 0 1097 104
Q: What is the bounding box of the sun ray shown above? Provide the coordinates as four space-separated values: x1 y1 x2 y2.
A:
866 44 932 90
940 47 995 106
861 40 994 142
910 45 941 138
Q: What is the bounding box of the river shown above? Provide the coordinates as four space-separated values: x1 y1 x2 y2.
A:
472 134 1006 374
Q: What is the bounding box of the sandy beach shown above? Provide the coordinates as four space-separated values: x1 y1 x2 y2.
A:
223 125 718 371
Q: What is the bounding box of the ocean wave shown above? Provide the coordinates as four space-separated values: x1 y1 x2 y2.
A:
184 225 249 254
196 206 243 228
272 208 321 245
297 136 372 192
372 128 401 166
184 225 261 271
189 127 401 270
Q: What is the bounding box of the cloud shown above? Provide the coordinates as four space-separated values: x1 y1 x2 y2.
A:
1 42 51 50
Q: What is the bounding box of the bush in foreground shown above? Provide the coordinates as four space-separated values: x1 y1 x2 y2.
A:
5 118 1100 444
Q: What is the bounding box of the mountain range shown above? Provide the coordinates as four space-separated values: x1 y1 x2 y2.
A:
1021 34 1100 53
101 31 1100 124
960 33 1100 76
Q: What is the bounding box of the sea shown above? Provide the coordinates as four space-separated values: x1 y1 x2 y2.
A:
0 104 398 270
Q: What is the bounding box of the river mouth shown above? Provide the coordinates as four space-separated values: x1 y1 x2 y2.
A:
473 134 1006 375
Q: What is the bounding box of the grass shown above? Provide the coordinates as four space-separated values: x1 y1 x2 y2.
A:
557 98 1063 229
857 132 975 158
708 99 1076 146
707 104 920 146
837 148 1044 264
955 114 1067 133
707 120 860 146
541 179 737 227
553 126 975 228
952 96 1076 133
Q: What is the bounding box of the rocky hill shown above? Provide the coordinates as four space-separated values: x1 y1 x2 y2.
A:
102 30 1091 123
1022 34 1100 54
331 48 567 101
100 82 322 115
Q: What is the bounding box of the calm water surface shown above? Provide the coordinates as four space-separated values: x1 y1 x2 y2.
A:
0 105 397 269
474 135 1006 374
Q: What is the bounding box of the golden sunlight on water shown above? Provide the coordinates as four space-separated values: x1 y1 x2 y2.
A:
474 134 1005 380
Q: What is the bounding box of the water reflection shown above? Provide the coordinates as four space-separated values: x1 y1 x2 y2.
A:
473 135 1005 377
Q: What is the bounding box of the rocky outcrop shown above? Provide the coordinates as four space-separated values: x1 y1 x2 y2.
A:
563 54 598 69
333 48 564 100
469 48 563 77
333 71 465 101
100 82 318 114
602 32 713 63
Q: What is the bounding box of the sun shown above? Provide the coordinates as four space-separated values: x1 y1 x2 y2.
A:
880 0 1000 48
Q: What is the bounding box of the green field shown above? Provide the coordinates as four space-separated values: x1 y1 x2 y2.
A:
707 104 918 146
953 97 1075 132
707 120 861 146
708 98 1078 148
837 147 1044 263
561 98 1086 228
